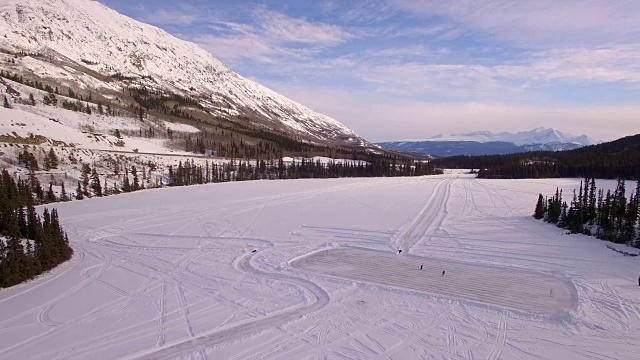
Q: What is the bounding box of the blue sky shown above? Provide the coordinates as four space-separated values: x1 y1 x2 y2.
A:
99 0 640 141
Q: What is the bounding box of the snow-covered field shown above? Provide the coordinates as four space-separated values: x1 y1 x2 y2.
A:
0 174 639 359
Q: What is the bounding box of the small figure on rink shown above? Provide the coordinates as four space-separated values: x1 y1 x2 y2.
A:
398 249 402 254
442 270 445 276
638 276 640 286
420 264 423 270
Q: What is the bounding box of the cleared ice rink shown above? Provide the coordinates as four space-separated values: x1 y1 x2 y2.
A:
292 247 575 316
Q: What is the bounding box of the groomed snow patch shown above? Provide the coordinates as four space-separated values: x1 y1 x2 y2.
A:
292 247 575 316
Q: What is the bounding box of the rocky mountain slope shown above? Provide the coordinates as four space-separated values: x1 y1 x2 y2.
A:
0 0 369 148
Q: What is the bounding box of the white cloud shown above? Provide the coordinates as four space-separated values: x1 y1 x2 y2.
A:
258 10 352 45
393 0 640 48
139 7 204 26
247 43 640 101
191 9 353 66
263 81 639 142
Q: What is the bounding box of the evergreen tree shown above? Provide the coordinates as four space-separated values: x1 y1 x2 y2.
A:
90 168 102 197
613 180 627 238
81 164 91 197
60 182 68 202
75 182 84 200
3 95 9 108
122 168 131 193
47 148 58 169
131 166 140 191
46 183 57 203
534 194 546 219
29 93 36 105
0 170 72 288
588 178 597 225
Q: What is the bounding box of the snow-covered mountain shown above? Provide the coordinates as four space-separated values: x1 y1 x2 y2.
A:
0 0 368 147
378 128 596 157
424 128 595 146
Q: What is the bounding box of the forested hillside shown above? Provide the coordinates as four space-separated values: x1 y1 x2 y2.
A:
0 170 72 288
534 178 640 248
431 134 640 179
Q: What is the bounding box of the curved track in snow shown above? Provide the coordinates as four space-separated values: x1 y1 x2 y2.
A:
125 250 330 360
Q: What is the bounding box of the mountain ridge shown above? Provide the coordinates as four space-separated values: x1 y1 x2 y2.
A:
397 127 595 146
0 0 370 148
378 127 596 156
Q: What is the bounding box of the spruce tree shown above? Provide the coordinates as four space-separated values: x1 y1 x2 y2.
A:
90 168 102 197
534 194 546 219
3 95 10 108
47 148 58 169
588 178 597 225
81 164 91 197
622 193 638 243
613 180 627 238
75 182 84 200
46 183 57 203
131 166 140 191
122 168 131 193
60 182 68 202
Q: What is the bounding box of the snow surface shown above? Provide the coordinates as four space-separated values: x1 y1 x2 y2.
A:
0 79 200 154
415 128 596 146
1 174 639 359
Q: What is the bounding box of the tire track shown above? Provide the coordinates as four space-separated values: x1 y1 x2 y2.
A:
487 311 508 360
394 178 455 253
123 250 330 360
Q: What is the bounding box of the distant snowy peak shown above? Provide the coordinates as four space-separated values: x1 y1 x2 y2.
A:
423 128 595 146
0 0 366 146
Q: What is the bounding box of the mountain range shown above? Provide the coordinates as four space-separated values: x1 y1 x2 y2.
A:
378 128 596 157
423 128 595 146
0 0 371 149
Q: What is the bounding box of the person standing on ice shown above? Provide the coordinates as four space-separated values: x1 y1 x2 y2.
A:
442 270 445 276
420 264 423 270
638 276 640 286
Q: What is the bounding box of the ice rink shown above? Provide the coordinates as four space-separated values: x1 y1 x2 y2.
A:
292 247 575 315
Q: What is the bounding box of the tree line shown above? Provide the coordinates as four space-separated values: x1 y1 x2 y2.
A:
534 178 640 246
431 134 640 179
167 157 438 186
0 170 73 288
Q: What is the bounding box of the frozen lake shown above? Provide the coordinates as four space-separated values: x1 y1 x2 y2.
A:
1 174 639 359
